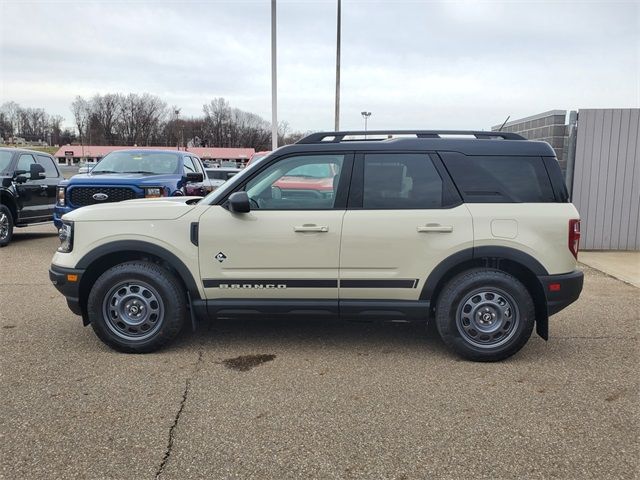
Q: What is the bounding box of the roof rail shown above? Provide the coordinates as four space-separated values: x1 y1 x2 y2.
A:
296 130 526 144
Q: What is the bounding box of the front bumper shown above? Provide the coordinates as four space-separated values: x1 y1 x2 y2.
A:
49 264 85 316
538 269 584 316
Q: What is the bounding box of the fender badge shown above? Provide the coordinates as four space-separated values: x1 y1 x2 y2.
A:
215 252 227 263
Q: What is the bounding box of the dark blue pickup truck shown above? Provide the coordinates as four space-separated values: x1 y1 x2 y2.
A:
54 149 210 228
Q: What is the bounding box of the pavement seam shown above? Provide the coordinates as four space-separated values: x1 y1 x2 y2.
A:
155 349 204 479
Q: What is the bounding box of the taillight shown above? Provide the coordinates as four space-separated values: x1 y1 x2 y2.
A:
569 219 581 259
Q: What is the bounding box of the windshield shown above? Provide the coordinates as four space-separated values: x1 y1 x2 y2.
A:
92 151 180 175
0 151 13 172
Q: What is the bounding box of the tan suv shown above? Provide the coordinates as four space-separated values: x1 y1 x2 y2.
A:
49 130 583 361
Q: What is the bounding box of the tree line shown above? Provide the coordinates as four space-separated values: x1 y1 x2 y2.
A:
1 94 307 150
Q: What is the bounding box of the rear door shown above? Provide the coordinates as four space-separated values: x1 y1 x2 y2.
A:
198 153 352 309
339 152 473 303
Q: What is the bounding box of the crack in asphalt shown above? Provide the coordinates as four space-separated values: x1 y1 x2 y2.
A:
155 350 203 479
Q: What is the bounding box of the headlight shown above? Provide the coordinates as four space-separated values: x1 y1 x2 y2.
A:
57 186 66 206
58 222 73 253
144 187 164 198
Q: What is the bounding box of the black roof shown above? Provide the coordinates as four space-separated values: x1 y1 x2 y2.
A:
0 147 55 157
284 130 556 156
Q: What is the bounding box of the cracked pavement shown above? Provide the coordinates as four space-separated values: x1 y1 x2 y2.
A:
1 224 638 479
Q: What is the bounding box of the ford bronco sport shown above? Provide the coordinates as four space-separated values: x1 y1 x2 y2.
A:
49 131 583 361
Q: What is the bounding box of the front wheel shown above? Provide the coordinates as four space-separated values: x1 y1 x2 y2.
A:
87 261 186 353
435 269 535 362
0 204 14 247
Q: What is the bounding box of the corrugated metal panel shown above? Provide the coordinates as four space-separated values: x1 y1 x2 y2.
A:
572 109 639 250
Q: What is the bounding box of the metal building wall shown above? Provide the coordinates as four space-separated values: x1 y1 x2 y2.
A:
572 109 639 250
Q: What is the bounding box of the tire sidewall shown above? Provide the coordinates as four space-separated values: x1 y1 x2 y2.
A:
0 204 14 247
436 269 535 361
87 262 186 352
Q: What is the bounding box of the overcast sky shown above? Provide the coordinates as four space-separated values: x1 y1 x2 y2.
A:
1 0 638 132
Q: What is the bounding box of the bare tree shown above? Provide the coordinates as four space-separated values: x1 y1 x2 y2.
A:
71 96 90 145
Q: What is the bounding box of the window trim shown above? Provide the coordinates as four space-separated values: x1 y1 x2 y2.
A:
218 151 355 211
347 150 462 210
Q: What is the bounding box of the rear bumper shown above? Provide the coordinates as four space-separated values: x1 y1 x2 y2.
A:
538 269 584 316
49 264 84 316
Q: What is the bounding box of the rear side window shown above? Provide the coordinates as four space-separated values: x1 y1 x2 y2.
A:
362 153 446 209
36 155 59 178
440 153 555 203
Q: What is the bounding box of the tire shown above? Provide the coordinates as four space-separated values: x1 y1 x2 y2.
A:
435 268 535 362
87 261 186 353
0 204 14 247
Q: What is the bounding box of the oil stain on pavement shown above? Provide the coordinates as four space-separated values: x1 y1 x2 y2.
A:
222 354 276 372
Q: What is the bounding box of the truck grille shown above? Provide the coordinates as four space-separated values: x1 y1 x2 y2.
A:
69 187 137 207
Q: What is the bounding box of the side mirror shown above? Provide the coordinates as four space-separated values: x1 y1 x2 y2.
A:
228 191 250 213
30 163 45 180
185 172 204 183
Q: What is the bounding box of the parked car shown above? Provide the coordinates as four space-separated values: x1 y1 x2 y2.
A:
50 130 583 361
205 167 240 190
0 147 62 246
53 149 211 228
78 161 97 174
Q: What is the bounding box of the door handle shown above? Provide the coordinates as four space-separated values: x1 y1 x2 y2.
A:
417 224 453 233
294 225 329 233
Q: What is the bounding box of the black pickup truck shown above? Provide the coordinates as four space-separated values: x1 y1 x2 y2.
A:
0 147 62 246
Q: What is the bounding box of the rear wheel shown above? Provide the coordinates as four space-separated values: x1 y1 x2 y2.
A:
87 261 186 353
0 204 14 247
435 268 535 362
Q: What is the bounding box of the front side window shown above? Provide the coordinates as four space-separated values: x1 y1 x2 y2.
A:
244 155 344 210
17 154 36 173
92 152 180 175
36 155 59 178
362 153 444 209
183 156 197 173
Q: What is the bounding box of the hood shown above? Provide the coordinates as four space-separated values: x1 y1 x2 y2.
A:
61 172 181 187
62 197 201 222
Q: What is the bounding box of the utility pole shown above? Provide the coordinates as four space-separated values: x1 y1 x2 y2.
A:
271 0 278 150
334 0 341 131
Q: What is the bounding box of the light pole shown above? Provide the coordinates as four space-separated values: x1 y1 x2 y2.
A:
361 111 371 135
334 0 341 131
271 0 278 150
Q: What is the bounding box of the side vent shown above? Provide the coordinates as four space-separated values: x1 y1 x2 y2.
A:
190 222 199 246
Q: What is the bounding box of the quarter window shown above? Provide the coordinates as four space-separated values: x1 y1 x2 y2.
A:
244 155 344 210
441 153 555 203
362 153 444 209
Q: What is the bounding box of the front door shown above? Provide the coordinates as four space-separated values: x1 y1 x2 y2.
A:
339 152 473 303
14 153 49 221
198 153 352 311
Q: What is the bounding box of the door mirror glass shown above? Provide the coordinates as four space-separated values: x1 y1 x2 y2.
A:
228 191 250 213
30 163 46 180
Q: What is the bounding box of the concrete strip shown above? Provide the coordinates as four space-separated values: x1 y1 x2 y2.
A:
579 251 640 288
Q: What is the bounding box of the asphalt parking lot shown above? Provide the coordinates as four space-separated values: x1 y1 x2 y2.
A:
1 224 638 479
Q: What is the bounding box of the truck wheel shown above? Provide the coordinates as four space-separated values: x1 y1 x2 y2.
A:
0 205 14 247
87 261 186 353
435 268 535 362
